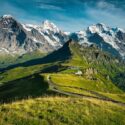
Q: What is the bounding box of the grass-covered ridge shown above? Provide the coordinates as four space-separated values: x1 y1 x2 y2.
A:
0 40 125 102
0 50 45 69
0 40 125 124
0 97 125 125
48 73 125 103
50 74 122 93
0 74 49 103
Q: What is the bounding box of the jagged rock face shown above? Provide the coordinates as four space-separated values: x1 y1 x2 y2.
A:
0 15 27 54
24 20 69 49
0 15 19 29
71 23 125 58
0 15 125 59
115 30 125 55
0 15 69 55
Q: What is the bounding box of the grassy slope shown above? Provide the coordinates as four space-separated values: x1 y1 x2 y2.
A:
0 41 124 124
0 63 54 83
0 51 45 68
49 73 125 103
43 41 125 103
50 74 122 93
0 97 125 125
0 74 50 103
0 41 124 103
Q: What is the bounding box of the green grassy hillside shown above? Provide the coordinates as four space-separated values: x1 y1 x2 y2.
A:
0 97 125 125
0 40 125 125
0 74 49 103
0 40 125 102
0 51 45 69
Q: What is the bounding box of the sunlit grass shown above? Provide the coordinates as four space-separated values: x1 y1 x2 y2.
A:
50 74 122 93
0 96 125 125
0 64 50 83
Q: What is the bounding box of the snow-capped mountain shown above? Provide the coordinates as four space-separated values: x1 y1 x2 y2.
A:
23 20 69 48
71 23 125 58
0 15 125 59
42 20 60 33
0 15 69 55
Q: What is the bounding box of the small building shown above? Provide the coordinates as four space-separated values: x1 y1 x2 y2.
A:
75 70 83 76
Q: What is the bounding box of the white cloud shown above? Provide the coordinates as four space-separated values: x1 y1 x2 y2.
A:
97 1 115 9
38 3 64 11
96 1 124 14
85 5 125 29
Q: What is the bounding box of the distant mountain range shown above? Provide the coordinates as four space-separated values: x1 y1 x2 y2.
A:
0 15 125 59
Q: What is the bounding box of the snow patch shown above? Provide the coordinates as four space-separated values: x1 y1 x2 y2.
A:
22 24 31 31
2 15 13 18
42 20 60 33
0 48 9 53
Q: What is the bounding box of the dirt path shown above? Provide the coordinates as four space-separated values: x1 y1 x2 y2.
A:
47 75 125 106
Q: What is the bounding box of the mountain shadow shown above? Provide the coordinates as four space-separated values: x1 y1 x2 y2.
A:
0 74 50 103
0 39 72 72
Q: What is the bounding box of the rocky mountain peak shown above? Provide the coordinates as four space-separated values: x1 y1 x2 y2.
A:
87 23 110 34
0 15 19 29
42 20 60 33
0 14 125 59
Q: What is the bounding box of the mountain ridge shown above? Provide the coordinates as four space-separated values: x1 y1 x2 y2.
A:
0 15 69 55
0 15 125 59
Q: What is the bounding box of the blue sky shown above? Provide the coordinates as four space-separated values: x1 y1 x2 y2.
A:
0 0 125 31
